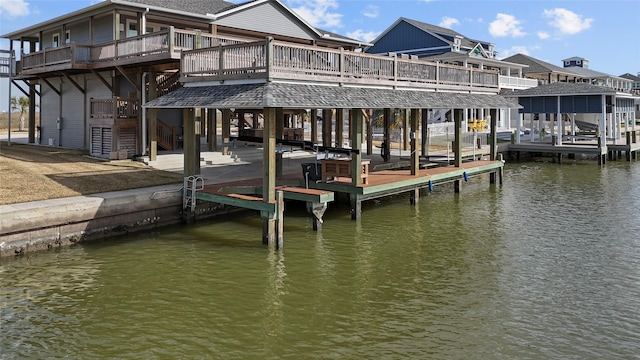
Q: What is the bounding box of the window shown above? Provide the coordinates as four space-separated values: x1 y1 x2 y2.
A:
52 33 60 47
65 30 71 44
126 19 138 37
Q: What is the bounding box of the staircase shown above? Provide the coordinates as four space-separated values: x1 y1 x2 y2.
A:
157 118 177 150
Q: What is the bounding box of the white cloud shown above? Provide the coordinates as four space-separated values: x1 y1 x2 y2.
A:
537 31 550 40
543 8 593 35
288 0 343 28
347 29 380 43
363 5 378 19
0 0 30 17
498 45 531 59
489 13 525 38
439 16 459 29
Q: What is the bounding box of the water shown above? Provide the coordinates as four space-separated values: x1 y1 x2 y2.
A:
2 161 640 359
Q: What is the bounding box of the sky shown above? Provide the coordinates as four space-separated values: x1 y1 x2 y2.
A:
1 0 639 111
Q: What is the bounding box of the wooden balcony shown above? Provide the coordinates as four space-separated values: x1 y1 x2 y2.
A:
180 38 501 92
18 28 247 76
90 97 139 119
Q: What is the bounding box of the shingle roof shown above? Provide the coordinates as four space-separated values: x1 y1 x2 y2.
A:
121 0 237 15
402 18 487 50
144 82 520 109
620 73 640 81
503 82 617 97
501 53 572 75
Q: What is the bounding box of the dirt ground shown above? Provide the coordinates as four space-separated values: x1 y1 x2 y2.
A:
0 142 184 205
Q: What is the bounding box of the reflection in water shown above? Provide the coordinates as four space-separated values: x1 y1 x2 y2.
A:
1 162 640 359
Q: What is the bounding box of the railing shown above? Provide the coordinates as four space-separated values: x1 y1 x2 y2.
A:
90 97 139 119
19 27 248 72
0 50 15 77
182 38 500 91
498 75 538 90
157 118 177 151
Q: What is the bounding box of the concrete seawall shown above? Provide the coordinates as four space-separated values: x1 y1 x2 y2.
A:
0 184 231 257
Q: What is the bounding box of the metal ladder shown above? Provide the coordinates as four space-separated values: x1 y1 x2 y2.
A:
183 176 204 214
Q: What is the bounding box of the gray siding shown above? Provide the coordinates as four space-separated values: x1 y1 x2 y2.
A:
42 28 61 48
67 19 90 45
93 14 114 44
60 75 86 149
216 2 314 40
40 79 61 146
367 21 449 55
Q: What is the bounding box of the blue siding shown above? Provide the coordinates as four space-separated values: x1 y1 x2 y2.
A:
520 95 607 114
367 21 449 55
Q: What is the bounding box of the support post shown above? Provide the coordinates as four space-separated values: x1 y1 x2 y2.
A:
453 109 463 193
310 108 318 146
222 109 231 155
350 194 362 221
276 107 284 177
421 109 429 157
383 108 391 162
183 108 197 176
322 109 332 147
365 109 373 155
262 107 277 245
350 109 363 187
335 108 343 147
489 108 498 184
148 70 158 161
410 108 420 176
207 108 217 151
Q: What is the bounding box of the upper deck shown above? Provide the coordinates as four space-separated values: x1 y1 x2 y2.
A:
180 38 501 93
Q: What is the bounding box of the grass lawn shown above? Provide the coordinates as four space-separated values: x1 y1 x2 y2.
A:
0 142 184 205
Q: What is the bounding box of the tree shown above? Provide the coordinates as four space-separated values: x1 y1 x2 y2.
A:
10 96 29 131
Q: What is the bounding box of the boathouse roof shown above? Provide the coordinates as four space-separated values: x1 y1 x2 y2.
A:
144 82 521 109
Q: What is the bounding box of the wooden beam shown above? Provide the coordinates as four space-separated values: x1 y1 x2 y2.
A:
115 66 140 92
276 107 284 176
310 108 318 145
262 107 277 246
410 109 420 176
90 70 113 92
183 108 197 176
350 108 363 187
335 108 343 147
11 80 29 97
62 73 85 94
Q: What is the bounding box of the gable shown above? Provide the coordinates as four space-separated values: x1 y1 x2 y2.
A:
214 2 316 41
367 20 449 55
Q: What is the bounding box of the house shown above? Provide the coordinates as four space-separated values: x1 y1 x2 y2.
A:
502 53 639 126
366 17 536 92
1 0 366 159
364 17 536 130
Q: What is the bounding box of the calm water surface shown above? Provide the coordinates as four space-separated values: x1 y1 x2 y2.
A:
1 161 640 359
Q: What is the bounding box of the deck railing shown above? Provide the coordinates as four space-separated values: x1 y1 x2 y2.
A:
20 28 248 72
181 38 500 90
90 97 139 119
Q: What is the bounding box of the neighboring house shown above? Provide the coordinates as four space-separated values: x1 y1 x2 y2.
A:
366 17 536 92
1 0 366 158
620 72 640 119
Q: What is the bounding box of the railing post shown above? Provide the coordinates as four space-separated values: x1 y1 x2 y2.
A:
218 44 224 77
392 52 398 87
436 62 440 85
265 36 273 81
339 47 345 82
195 29 202 49
469 67 473 87
168 26 175 55
70 44 75 67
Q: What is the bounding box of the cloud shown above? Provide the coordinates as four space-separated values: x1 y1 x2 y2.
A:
347 29 380 43
537 31 550 40
362 5 378 19
543 8 593 35
439 16 460 29
489 13 525 38
498 45 531 59
0 0 30 17
288 0 342 28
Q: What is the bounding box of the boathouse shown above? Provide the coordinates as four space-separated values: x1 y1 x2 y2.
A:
144 36 520 246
